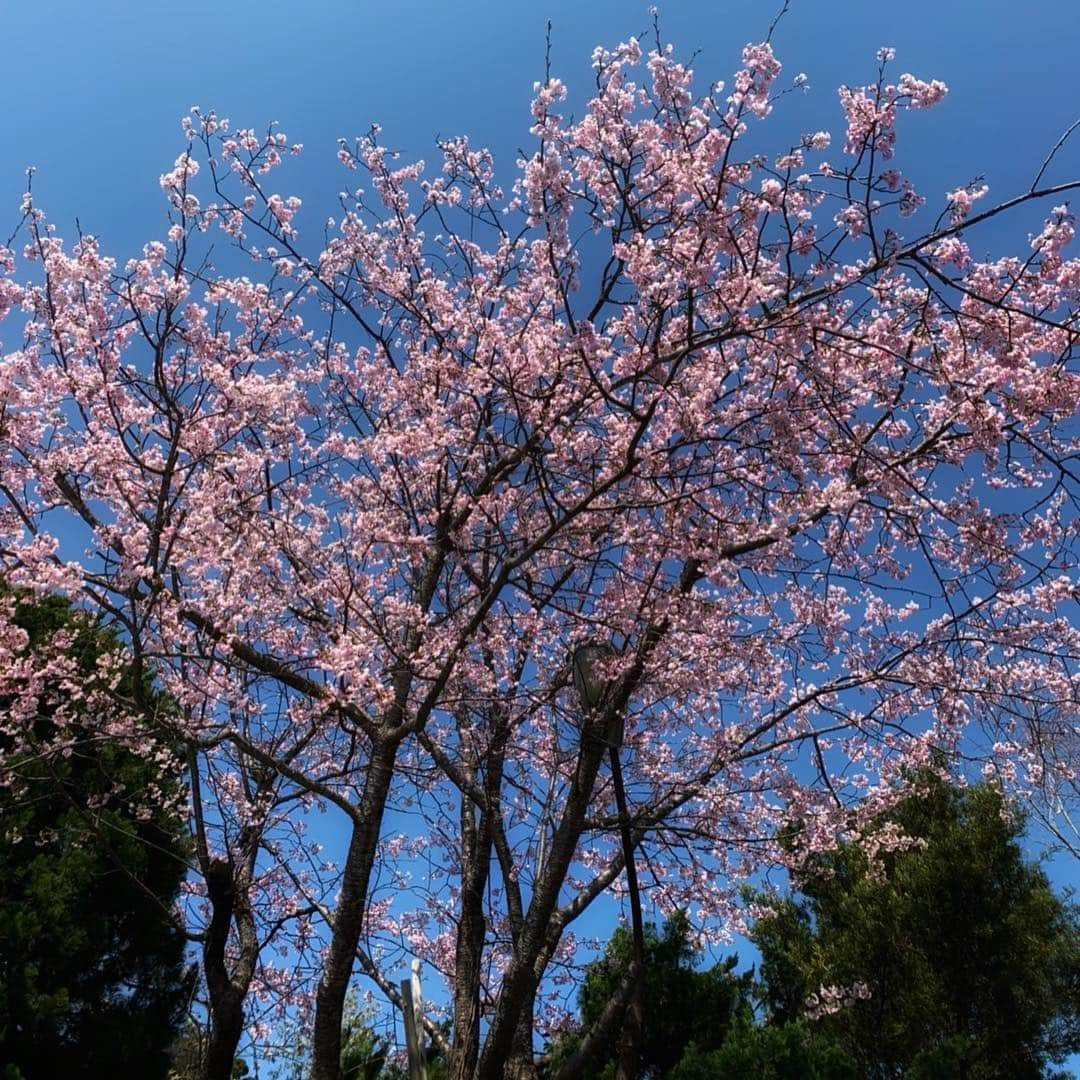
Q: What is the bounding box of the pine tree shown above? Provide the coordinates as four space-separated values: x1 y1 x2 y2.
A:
749 777 1080 1078
0 592 194 1078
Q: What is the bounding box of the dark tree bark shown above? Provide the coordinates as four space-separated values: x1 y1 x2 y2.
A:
201 850 258 1080
475 709 614 1079
449 718 506 1080
609 742 644 1080
310 739 399 1080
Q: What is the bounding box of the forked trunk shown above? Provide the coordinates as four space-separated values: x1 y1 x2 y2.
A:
310 741 399 1080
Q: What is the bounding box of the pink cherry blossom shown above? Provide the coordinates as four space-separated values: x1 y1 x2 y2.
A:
0 29 1077 1080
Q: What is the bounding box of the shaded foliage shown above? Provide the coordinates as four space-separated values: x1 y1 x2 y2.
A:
751 776 1080 1078
0 593 193 1078
544 912 752 1078
669 1022 857 1080
548 777 1080 1079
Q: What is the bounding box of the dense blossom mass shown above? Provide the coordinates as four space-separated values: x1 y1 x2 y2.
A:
0 26 1077 1080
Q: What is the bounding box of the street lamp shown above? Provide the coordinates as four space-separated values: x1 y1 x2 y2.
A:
572 642 616 713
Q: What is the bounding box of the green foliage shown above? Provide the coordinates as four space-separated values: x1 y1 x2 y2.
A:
669 1021 857 1079
0 592 193 1078
340 1003 395 1080
751 775 1080 1078
373 1019 451 1080
544 912 753 1079
550 777 1079 1079
167 1023 251 1079
251 991 449 1080
338 1005 450 1080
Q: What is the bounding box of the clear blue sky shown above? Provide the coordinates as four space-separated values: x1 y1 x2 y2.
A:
4 0 1078 261
4 0 1078 1060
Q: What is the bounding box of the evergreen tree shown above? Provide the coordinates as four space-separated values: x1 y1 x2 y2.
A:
552 777 1080 1079
543 912 752 1079
0 592 194 1078
750 776 1080 1078
670 1022 857 1080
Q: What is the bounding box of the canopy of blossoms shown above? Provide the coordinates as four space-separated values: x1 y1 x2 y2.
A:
0 25 1076 1079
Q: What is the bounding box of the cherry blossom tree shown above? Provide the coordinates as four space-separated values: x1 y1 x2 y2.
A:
0 18 1078 1080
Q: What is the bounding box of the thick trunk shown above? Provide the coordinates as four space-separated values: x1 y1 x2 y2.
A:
450 717 507 1080
449 804 488 1080
310 740 398 1080
610 742 644 1080
310 544 448 1078
201 856 252 1080
475 710 613 1079
614 983 644 1080
506 989 540 1080
203 999 246 1080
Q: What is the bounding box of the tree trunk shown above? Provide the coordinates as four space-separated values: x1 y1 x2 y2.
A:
201 860 245 1080
310 740 398 1080
475 709 613 1079
552 963 639 1080
449 799 489 1080
203 998 246 1080
201 839 259 1080
610 742 644 1080
450 707 510 1080
506 988 540 1080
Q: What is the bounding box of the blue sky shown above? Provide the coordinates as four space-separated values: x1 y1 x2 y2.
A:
4 0 1079 1061
4 0 1078 260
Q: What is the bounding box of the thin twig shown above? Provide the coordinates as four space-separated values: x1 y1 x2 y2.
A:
1030 118 1080 193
